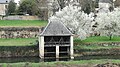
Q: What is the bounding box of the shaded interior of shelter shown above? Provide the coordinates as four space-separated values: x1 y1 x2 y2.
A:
44 36 70 59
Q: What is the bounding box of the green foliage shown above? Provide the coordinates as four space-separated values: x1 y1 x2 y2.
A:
0 20 47 27
18 0 36 15
7 1 16 15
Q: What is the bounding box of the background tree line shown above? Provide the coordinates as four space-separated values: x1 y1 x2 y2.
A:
7 0 97 15
7 0 120 16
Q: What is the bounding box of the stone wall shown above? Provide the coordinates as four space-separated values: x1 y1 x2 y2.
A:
81 42 120 46
0 27 41 38
0 45 39 57
74 42 120 56
3 16 40 20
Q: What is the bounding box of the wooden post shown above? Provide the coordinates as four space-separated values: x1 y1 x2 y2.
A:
39 36 44 59
70 36 74 59
56 45 59 59
67 46 70 56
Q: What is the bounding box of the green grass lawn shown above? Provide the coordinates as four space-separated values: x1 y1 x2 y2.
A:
74 36 120 43
0 38 37 46
0 59 120 67
0 20 47 27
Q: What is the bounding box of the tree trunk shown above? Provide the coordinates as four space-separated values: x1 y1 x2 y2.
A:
109 33 112 40
109 35 112 40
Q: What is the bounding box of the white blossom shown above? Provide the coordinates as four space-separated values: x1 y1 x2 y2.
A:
50 4 94 40
95 8 120 39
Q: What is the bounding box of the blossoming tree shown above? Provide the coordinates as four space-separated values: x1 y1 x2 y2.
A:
95 8 120 40
50 4 94 40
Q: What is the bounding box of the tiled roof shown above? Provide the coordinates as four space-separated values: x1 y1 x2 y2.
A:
40 20 73 36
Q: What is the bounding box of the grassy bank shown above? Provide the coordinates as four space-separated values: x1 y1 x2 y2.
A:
0 38 37 46
74 36 120 50
0 59 120 67
74 36 120 56
0 20 47 27
0 36 119 47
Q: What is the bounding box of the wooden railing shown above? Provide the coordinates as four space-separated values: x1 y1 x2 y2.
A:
44 42 70 46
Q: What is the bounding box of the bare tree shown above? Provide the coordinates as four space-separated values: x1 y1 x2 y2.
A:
56 0 96 14
57 0 66 9
32 0 96 19
34 0 60 19
57 0 81 9
115 0 120 7
34 0 48 20
80 0 96 14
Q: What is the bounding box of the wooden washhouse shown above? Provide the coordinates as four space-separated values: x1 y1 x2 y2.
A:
39 20 74 59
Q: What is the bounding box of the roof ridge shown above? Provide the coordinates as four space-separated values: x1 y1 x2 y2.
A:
40 20 51 36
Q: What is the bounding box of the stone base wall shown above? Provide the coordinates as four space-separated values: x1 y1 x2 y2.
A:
3 16 40 20
0 27 41 38
74 42 120 56
0 45 39 58
80 42 120 46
